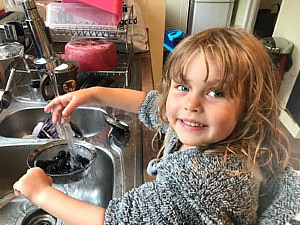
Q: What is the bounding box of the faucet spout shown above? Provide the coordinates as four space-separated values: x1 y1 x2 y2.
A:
22 0 61 70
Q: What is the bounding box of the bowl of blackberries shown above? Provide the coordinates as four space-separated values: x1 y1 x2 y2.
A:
27 140 97 184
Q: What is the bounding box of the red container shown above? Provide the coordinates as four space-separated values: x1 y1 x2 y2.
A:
64 39 117 72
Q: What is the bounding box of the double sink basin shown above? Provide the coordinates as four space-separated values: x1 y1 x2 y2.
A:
0 100 128 224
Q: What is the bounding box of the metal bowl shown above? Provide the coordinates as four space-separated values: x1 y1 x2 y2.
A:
27 140 97 184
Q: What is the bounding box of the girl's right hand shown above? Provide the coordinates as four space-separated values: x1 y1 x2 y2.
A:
13 168 52 206
44 88 93 124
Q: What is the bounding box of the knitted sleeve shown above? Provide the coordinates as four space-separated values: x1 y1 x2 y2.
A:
104 150 260 224
258 167 300 225
138 90 167 132
105 181 177 225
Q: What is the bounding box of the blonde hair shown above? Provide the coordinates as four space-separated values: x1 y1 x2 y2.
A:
157 27 289 178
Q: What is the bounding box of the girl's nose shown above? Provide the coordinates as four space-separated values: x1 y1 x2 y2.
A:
184 95 203 112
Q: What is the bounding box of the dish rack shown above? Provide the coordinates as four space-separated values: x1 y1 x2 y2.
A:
49 5 134 88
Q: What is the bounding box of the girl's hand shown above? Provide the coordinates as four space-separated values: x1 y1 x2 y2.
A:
13 168 52 206
44 88 94 124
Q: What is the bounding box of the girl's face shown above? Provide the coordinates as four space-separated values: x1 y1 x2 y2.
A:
166 51 244 150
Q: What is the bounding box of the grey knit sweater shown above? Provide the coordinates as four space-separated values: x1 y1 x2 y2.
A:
105 91 300 224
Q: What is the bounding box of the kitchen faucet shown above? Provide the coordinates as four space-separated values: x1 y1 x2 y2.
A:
22 0 61 70
0 0 62 112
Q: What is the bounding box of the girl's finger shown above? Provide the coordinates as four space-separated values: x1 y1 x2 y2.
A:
51 105 64 124
13 188 21 197
47 176 53 184
27 167 42 174
44 98 60 113
13 181 19 192
61 116 67 124
62 95 78 118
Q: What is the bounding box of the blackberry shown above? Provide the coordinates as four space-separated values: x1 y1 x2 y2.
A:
36 150 90 174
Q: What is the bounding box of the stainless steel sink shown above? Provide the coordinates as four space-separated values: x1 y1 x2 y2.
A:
0 106 108 138
0 141 124 224
0 143 113 200
0 102 127 224
0 96 144 225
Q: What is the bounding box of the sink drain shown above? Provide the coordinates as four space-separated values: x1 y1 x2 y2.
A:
19 209 57 225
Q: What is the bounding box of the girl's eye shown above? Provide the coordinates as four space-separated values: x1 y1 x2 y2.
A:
207 90 224 98
177 85 189 92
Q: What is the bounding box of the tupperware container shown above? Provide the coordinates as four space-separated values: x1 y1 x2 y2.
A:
45 2 119 29
62 0 122 23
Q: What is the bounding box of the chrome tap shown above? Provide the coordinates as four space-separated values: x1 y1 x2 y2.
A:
22 0 61 70
0 0 63 112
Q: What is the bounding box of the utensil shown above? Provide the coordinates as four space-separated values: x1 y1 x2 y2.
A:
0 42 24 89
0 192 16 209
104 114 129 131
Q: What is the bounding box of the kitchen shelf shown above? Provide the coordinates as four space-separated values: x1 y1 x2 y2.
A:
49 25 128 40
49 6 132 43
48 5 133 88
77 52 131 88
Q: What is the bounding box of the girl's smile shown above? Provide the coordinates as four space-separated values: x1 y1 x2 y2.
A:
166 51 244 149
178 119 207 131
180 118 207 127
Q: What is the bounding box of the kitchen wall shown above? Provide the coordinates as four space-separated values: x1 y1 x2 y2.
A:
273 0 300 138
0 0 5 10
134 0 166 89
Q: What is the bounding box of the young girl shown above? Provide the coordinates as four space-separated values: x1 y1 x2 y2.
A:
13 28 295 224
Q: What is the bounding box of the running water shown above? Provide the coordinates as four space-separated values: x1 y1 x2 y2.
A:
61 165 100 206
48 69 77 168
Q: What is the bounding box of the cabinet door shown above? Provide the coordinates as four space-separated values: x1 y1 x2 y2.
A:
166 0 189 32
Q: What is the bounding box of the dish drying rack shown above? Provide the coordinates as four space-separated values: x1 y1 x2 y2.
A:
49 5 134 88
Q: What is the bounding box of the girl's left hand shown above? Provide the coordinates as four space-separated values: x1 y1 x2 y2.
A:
13 167 52 205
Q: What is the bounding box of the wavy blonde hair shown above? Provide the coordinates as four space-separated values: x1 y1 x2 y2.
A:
157 27 289 178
